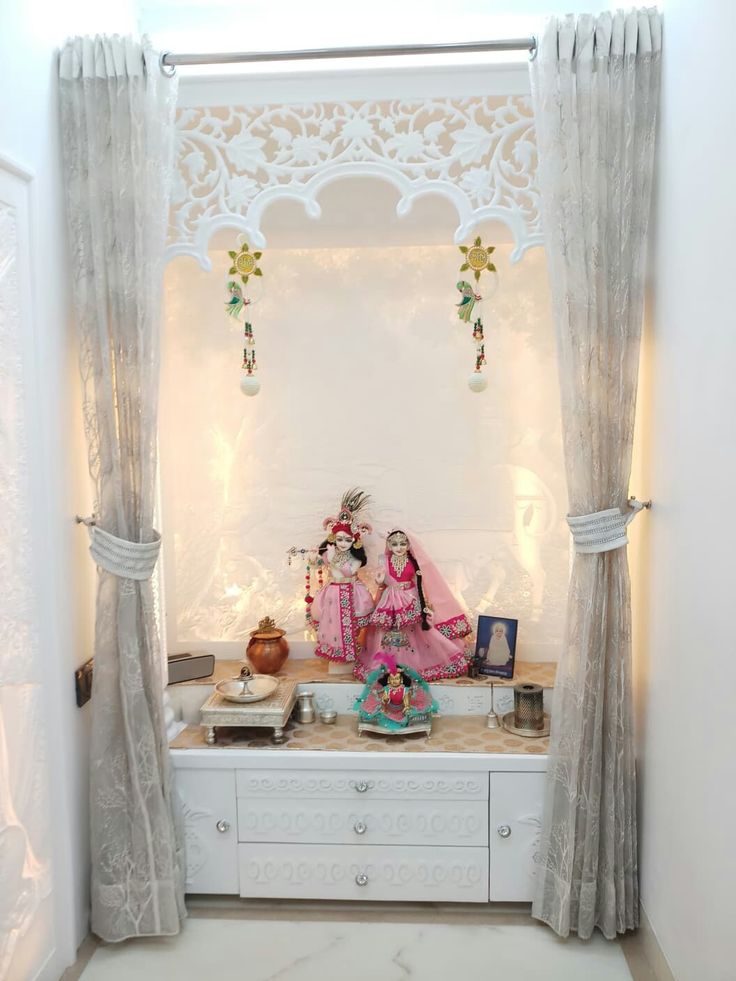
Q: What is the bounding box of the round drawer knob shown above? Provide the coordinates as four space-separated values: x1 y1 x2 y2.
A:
353 821 367 836
216 819 231 834
497 824 512 839
355 872 369 887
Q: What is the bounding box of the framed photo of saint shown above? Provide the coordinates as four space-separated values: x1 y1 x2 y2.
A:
473 615 518 679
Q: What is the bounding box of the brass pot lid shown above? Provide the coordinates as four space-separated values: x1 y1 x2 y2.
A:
249 615 285 639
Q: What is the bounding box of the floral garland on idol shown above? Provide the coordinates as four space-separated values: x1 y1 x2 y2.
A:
455 236 497 393
225 240 263 396
285 546 325 628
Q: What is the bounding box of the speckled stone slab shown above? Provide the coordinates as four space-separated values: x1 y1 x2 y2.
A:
172 714 549 756
172 657 557 691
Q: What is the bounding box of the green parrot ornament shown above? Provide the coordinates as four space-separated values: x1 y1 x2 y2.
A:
225 280 249 320
456 280 481 323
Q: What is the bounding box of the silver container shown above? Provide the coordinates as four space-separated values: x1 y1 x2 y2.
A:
296 690 316 724
320 710 338 725
513 682 545 731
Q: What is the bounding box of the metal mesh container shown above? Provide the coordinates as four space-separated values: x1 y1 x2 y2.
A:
513 683 545 731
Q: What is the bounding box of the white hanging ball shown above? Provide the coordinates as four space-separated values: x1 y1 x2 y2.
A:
468 371 488 393
240 374 261 397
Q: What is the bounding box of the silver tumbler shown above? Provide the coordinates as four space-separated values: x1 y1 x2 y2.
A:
296 691 316 724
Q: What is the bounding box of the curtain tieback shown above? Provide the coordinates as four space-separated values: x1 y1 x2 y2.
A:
567 497 651 554
77 516 161 580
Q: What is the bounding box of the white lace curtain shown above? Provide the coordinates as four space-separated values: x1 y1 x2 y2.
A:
529 11 661 938
0 177 52 978
59 36 185 941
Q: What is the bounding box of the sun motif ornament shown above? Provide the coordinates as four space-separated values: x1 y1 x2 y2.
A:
228 242 263 286
455 237 497 393
225 239 264 396
459 236 496 283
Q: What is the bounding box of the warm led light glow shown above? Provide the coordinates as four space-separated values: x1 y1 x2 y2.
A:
161 240 569 660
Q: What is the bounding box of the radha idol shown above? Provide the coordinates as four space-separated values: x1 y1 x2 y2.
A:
355 529 472 682
310 489 375 666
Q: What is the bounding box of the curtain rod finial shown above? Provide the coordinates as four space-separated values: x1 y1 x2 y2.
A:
159 51 176 77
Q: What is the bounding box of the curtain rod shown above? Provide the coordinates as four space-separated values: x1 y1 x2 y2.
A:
160 38 538 73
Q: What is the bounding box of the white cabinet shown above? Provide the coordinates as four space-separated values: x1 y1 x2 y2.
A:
177 768 239 894
173 759 546 902
489 771 546 901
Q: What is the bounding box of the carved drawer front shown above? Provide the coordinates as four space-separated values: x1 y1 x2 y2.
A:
236 769 488 801
237 798 488 847
239 843 489 902
176 768 239 894
489 771 546 901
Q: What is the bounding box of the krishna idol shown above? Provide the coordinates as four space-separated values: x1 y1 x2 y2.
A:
310 489 375 667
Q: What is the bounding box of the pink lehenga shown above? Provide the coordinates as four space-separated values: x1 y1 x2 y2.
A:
355 531 471 682
311 488 375 665
311 552 374 663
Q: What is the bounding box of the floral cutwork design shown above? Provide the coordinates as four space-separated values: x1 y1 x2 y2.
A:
170 96 541 261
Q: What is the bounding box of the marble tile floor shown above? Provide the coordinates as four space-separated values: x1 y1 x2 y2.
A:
65 901 658 981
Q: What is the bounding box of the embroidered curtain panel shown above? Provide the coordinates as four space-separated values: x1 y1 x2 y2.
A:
529 10 661 938
0 172 53 978
59 35 185 941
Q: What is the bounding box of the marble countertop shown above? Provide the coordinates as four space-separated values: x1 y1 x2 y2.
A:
171 657 557 690
170 714 549 755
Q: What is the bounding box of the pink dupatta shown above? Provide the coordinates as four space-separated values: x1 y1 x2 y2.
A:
385 530 471 640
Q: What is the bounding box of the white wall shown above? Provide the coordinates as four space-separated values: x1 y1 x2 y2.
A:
633 2 736 979
0 2 136 977
4 0 731 975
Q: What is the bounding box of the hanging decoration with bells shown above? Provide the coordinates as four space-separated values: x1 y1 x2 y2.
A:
285 546 325 627
225 240 263 396
455 236 497 393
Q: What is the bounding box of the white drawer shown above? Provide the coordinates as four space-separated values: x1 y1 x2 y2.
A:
236 769 488 801
238 843 489 902
237 798 488 847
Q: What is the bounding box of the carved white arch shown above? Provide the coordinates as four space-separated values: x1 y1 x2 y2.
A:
167 95 542 268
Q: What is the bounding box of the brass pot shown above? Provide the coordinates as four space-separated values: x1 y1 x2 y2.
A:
246 617 289 675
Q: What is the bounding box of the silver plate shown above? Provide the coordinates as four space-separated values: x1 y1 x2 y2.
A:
501 711 550 738
215 675 279 703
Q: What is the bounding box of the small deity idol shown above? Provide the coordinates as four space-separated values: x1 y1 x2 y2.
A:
354 654 438 732
355 528 472 682
381 663 413 714
310 489 375 666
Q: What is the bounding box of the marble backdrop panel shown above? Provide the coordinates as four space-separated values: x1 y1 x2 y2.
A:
160 243 567 659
